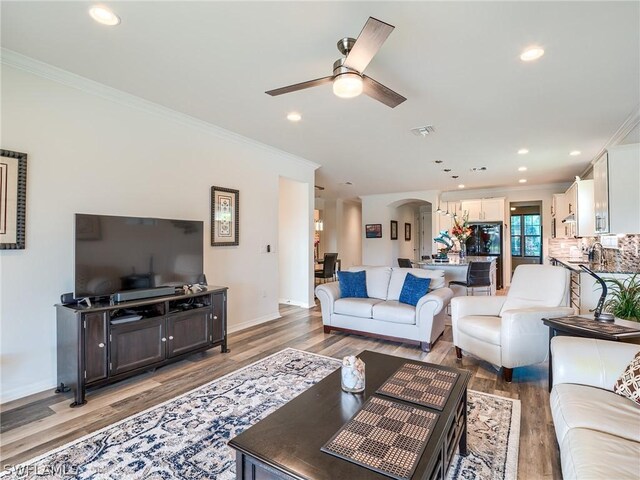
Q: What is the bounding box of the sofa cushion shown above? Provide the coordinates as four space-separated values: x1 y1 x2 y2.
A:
387 268 445 301
348 266 392 300
613 351 640 405
372 301 416 325
337 270 368 298
399 274 431 306
334 298 382 318
456 315 501 346
560 427 640 480
551 383 640 444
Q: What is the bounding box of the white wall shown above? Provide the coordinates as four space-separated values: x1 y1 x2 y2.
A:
0 62 316 402
336 199 362 269
278 177 312 307
360 191 439 266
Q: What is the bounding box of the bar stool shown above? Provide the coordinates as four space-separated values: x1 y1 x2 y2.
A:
449 261 492 295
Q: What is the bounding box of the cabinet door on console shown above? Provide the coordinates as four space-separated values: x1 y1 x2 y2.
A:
211 292 225 343
84 312 108 384
166 309 212 358
110 317 165 375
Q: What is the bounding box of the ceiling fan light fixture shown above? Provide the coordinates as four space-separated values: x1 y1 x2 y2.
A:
332 72 363 99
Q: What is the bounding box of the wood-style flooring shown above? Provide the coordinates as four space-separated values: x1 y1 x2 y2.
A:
0 304 561 479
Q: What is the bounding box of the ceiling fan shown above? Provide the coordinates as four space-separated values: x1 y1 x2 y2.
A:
265 17 406 108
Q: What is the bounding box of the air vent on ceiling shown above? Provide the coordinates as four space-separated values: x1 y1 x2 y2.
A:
410 125 435 137
470 166 488 172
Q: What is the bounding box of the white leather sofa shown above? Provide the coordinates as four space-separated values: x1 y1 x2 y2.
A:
315 266 453 351
550 336 640 480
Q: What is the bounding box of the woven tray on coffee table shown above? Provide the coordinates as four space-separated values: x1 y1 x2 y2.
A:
321 396 438 480
376 363 459 410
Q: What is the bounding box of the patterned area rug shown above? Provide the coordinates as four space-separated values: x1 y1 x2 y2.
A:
2 349 519 480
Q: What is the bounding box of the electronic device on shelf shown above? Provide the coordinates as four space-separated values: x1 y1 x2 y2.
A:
74 214 204 303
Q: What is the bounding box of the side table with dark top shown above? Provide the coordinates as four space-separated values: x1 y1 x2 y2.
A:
228 350 471 480
543 315 640 391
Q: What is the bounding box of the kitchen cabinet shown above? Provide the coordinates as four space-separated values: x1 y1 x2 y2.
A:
460 198 505 221
593 153 609 234
594 144 640 234
563 180 594 237
552 193 570 238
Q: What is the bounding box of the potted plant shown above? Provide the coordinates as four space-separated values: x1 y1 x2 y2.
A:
603 274 640 321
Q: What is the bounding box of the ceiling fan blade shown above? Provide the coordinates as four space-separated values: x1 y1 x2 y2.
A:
362 75 406 108
343 17 394 73
265 76 333 96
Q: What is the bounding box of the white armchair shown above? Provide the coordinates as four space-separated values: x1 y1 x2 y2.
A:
451 264 573 382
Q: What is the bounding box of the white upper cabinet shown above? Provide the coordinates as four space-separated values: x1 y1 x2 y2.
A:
597 144 640 234
593 153 609 234
564 179 594 237
460 198 505 222
460 199 482 221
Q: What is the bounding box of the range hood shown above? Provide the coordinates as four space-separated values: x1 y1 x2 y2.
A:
562 214 576 223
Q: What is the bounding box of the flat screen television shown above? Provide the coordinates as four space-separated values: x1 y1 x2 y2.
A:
75 214 204 298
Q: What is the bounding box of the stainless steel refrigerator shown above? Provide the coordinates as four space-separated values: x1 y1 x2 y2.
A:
465 222 503 289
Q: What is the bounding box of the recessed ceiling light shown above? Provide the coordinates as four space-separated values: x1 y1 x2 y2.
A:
519 179 527 183
89 6 121 26
510 207 516 211
518 166 527 172
518 148 529 155
286 112 302 122
443 168 452 172
458 184 465 189
520 47 544 62
569 150 581 156
451 175 459 179
434 160 443 164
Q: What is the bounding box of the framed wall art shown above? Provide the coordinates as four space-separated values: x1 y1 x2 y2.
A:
211 186 239 246
390 220 398 240
365 224 382 239
404 222 412 241
0 149 27 250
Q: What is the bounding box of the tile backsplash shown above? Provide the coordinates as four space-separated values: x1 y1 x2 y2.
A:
548 234 640 273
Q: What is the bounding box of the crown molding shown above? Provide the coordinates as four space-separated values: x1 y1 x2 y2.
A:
1 49 320 171
591 105 640 165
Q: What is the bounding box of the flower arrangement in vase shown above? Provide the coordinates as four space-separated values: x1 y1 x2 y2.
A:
434 230 454 261
451 213 472 258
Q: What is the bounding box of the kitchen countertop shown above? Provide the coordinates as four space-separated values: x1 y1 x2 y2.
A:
418 255 497 267
549 256 639 275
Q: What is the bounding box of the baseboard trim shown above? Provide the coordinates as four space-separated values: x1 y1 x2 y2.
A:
278 299 315 309
227 312 281 334
1 379 56 405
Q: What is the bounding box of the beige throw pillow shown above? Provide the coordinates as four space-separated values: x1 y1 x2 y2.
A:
613 352 640 405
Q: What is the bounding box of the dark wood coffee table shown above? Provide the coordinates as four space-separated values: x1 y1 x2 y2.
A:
228 350 470 480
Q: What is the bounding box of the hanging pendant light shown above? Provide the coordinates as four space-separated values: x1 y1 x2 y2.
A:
445 202 452 217
435 199 443 214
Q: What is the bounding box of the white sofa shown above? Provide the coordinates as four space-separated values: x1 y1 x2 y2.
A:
315 266 453 351
550 336 640 480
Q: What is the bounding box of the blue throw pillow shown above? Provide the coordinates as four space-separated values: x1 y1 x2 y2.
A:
399 273 431 306
337 270 368 298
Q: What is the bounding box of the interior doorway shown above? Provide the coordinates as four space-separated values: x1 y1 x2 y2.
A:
509 201 543 277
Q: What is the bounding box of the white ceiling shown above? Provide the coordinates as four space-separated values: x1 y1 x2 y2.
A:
2 1 639 199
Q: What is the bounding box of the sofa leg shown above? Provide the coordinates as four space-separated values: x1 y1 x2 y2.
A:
503 367 513 383
455 346 462 359
420 342 431 352
323 326 331 334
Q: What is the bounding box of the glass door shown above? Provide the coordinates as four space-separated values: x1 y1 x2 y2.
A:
510 213 542 269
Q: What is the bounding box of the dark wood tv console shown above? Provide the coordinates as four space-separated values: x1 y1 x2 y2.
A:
55 286 228 407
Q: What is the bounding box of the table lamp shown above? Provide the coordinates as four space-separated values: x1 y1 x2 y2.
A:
579 265 615 322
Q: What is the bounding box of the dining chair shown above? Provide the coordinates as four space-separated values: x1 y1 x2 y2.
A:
315 253 338 284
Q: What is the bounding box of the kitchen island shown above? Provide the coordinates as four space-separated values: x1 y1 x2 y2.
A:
417 256 498 296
